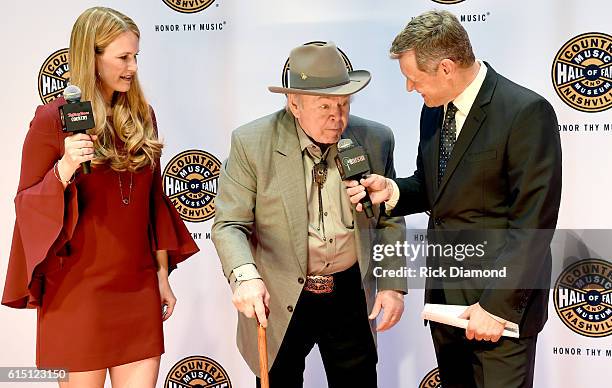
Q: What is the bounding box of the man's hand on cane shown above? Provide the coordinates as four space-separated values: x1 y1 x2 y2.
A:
233 279 271 328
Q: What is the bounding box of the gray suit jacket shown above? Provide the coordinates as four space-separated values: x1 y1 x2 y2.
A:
212 109 407 375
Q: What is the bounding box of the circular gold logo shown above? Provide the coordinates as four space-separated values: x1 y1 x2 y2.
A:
551 32 612 113
553 258 612 337
281 41 354 88
165 355 232 388
419 367 442 388
431 0 465 4
38 48 70 104
162 0 216 13
162 150 221 223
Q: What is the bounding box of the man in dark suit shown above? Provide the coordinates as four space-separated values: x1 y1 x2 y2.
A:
347 10 562 388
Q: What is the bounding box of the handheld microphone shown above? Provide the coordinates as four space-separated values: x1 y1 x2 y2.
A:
335 138 374 218
59 85 95 174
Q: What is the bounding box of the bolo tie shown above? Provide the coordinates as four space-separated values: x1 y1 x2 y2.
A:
312 160 328 241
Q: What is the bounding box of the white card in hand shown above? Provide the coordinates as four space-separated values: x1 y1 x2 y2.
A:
421 303 520 338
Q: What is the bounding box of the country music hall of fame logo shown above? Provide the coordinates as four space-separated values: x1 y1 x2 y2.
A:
431 0 465 4
38 48 69 104
551 32 612 113
553 258 612 337
165 355 232 388
281 41 354 88
161 0 216 13
419 367 442 388
162 150 221 223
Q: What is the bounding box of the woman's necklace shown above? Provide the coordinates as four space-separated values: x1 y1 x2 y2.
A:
117 171 133 205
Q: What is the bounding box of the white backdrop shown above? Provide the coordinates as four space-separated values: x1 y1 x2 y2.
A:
0 1 610 387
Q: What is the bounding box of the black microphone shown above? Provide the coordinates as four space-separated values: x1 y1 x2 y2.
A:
59 85 95 174
335 138 374 218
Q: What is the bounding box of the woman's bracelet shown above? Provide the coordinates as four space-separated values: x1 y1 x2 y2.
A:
53 160 75 185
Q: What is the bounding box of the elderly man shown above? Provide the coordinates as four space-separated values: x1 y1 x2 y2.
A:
347 10 561 388
212 42 407 387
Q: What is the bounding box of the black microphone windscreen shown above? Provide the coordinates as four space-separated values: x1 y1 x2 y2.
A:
337 138 354 152
63 85 82 103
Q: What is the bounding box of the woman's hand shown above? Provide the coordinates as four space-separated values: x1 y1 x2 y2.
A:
157 273 177 321
57 133 97 180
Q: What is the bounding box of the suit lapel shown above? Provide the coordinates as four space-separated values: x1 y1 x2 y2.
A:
435 107 486 201
434 64 498 204
273 111 308 274
425 109 444 194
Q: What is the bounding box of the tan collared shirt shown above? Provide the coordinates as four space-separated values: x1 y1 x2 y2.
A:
296 120 358 276
229 120 357 290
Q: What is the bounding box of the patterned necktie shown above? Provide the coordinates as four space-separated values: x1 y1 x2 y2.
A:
438 102 458 185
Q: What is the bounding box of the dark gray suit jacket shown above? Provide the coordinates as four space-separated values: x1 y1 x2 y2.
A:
392 63 562 337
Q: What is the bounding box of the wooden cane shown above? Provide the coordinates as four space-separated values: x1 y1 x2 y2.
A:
257 307 270 388
258 323 269 388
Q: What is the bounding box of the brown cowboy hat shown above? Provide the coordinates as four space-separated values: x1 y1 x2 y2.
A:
268 42 371 96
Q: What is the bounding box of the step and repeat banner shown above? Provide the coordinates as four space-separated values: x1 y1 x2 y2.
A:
0 0 610 387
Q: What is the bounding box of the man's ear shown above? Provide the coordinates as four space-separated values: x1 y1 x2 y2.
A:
439 58 456 77
287 94 301 118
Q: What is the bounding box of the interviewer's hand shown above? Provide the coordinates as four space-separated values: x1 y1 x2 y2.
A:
345 174 392 212
459 302 505 342
57 133 97 180
369 290 405 332
233 279 271 328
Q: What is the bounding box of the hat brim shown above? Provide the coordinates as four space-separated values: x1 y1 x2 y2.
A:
268 70 371 96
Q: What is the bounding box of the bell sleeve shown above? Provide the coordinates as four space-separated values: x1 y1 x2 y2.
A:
149 162 199 270
2 102 79 309
148 109 199 271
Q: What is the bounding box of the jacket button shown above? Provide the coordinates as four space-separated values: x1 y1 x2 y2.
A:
287 305 294 313
298 277 304 284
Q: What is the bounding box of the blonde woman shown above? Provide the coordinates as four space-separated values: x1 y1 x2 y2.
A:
2 7 198 387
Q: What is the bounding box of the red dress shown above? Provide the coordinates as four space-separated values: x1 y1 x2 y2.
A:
2 98 199 372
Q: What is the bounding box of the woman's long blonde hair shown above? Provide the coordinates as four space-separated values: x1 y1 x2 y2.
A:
69 7 162 171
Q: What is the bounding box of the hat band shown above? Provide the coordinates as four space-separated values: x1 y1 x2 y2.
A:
288 71 351 90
